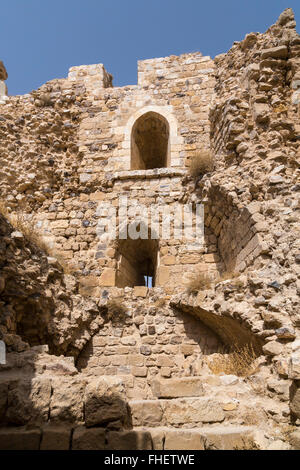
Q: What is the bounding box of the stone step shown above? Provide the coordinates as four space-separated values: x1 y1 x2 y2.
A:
151 377 204 398
0 425 267 450
131 425 266 450
129 397 226 427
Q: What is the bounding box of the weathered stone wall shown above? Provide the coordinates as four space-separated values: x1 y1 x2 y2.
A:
34 171 222 293
0 52 218 291
0 8 300 449
77 286 221 399
0 214 106 358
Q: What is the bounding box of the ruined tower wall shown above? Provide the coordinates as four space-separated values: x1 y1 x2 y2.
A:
0 52 220 292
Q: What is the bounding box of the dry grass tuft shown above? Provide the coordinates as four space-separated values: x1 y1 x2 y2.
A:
106 298 128 325
218 271 245 288
189 150 214 178
186 272 212 294
0 200 9 218
218 271 239 282
0 202 78 275
208 344 259 377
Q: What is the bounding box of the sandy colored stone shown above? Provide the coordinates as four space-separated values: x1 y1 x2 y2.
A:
99 268 116 287
129 400 163 426
152 377 204 398
133 285 148 297
164 397 225 425
0 8 299 448
290 430 300 450
40 426 71 450
84 376 128 427
202 426 258 450
0 428 41 450
262 341 283 356
50 377 85 423
290 380 300 419
164 429 205 450
106 430 152 450
72 426 106 450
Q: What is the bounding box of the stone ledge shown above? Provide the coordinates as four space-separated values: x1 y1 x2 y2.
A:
109 168 186 181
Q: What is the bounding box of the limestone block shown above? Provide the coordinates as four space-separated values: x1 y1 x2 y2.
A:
219 375 239 386
150 428 165 450
161 255 176 265
99 268 116 287
106 430 152 450
152 377 204 398
0 81 7 97
156 266 170 286
129 400 163 426
276 327 296 340
132 366 147 377
72 426 106 450
202 426 257 450
90 191 105 201
51 220 69 229
277 8 294 25
290 380 300 418
253 102 269 123
261 46 288 59
156 355 174 367
40 426 71 450
262 341 283 356
267 440 290 450
180 344 196 356
290 430 300 450
0 428 41 450
203 253 219 263
50 378 85 423
133 286 148 297
84 376 128 427
6 377 51 426
164 398 225 425
292 90 300 105
164 429 205 450
79 275 98 287
127 354 144 367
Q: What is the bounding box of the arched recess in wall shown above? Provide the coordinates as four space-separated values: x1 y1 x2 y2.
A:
200 182 265 275
131 112 170 170
115 220 159 288
125 105 182 170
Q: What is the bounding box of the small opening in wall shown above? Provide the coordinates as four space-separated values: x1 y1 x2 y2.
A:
144 276 153 288
131 111 170 170
115 237 158 288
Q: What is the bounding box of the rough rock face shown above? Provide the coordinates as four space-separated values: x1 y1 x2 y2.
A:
0 214 106 357
0 8 300 450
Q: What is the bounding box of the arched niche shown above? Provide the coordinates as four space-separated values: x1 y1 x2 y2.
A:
131 111 170 170
115 221 159 288
124 105 182 171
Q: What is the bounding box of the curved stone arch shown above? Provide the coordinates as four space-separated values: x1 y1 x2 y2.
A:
124 105 183 169
200 181 265 274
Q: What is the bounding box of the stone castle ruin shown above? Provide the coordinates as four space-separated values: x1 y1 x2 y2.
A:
0 8 300 450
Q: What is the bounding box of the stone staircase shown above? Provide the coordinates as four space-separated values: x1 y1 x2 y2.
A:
0 353 294 450
122 376 277 450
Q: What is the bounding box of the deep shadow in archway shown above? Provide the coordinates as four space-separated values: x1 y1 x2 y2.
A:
131 111 170 170
115 233 159 288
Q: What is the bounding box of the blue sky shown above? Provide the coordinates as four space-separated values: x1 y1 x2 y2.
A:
2 1 300 95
